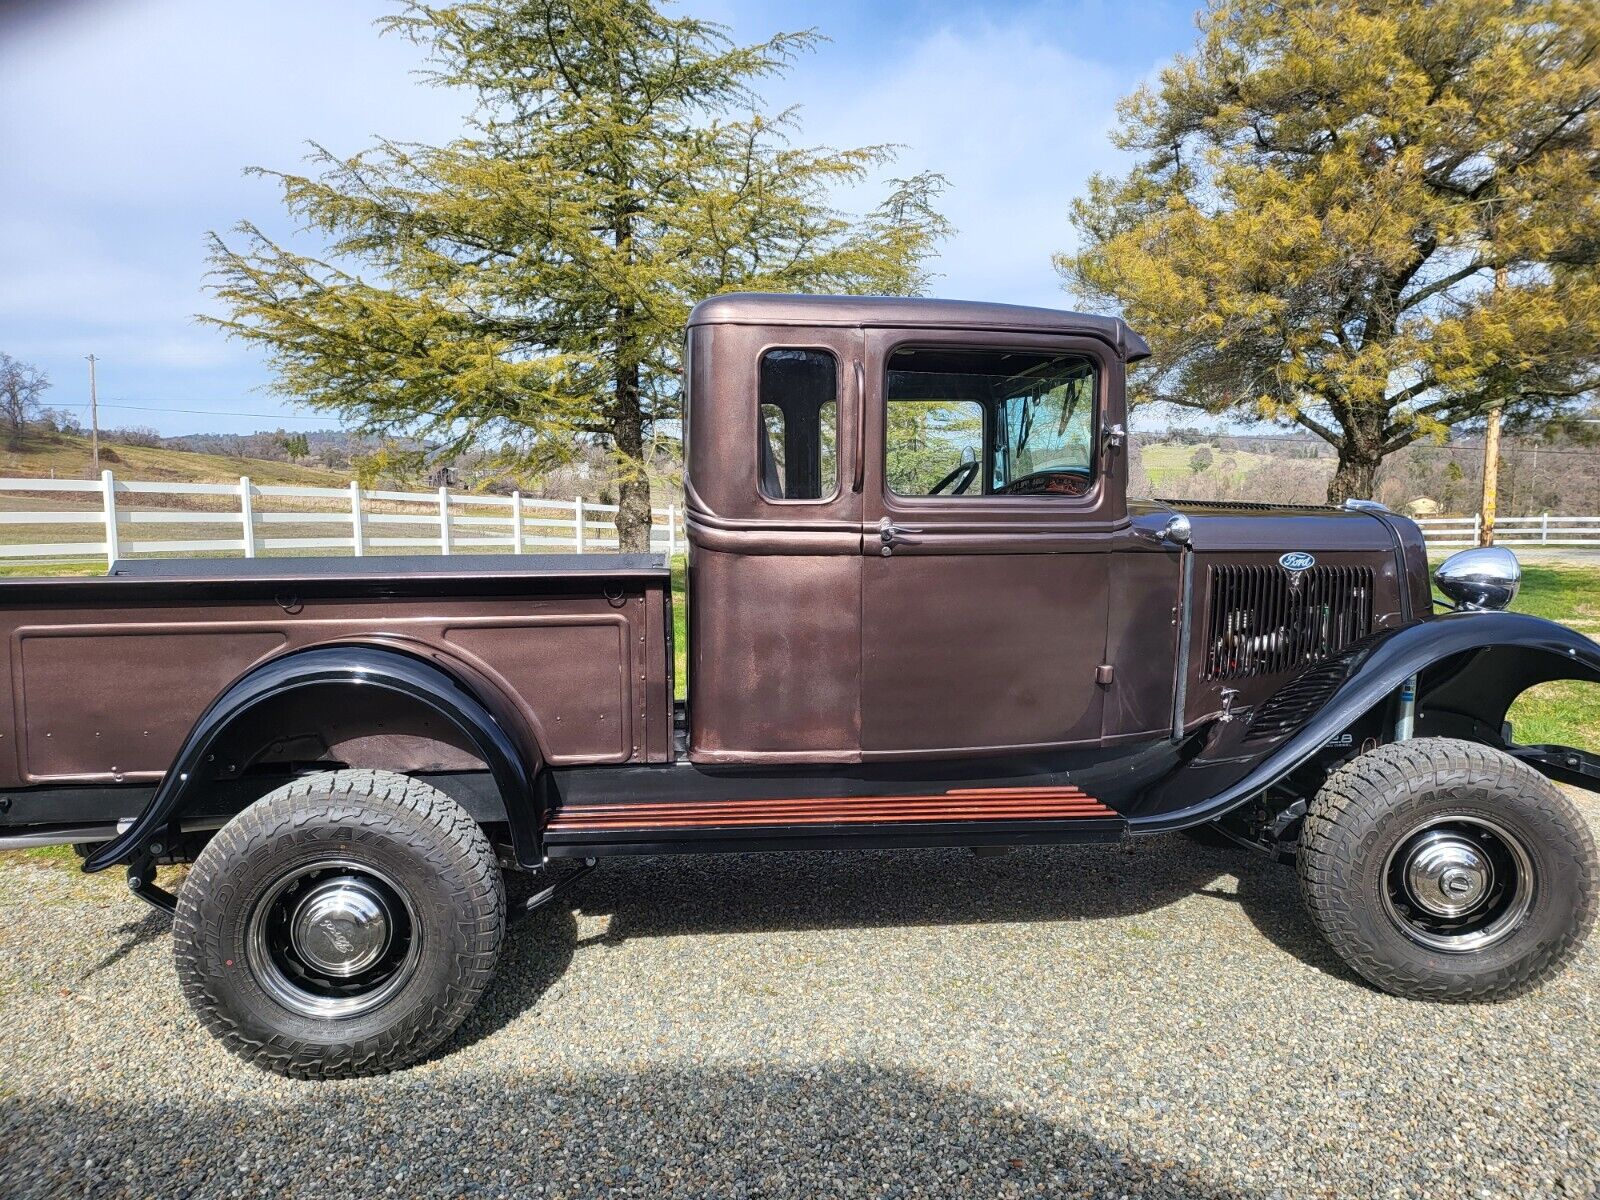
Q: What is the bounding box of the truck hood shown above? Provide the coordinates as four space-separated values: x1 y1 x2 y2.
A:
1132 497 1400 553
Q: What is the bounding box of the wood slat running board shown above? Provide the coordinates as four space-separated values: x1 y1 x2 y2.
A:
544 786 1116 835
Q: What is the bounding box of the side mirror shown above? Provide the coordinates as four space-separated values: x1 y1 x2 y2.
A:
1434 546 1520 611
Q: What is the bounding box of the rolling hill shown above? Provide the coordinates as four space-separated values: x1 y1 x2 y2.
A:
0 433 351 487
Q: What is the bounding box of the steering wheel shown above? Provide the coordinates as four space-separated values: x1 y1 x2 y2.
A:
997 468 1092 497
928 459 981 496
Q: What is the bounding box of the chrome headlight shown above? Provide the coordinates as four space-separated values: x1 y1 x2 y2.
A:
1434 546 1521 611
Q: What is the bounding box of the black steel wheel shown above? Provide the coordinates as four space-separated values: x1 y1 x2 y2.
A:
173 769 504 1079
1298 738 1596 1001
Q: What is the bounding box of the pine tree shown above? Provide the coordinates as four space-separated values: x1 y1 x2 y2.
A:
206 0 950 548
1059 0 1600 502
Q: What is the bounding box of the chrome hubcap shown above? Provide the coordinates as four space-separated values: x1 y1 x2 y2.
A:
1382 816 1535 953
247 859 421 1019
1403 833 1494 918
288 876 393 977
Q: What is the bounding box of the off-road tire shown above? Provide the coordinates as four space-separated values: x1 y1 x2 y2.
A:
173 770 505 1079
1298 738 1596 1001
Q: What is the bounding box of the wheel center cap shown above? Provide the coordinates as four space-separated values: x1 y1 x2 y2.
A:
1404 834 1492 918
289 876 393 977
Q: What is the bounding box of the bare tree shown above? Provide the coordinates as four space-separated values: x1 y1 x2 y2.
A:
0 353 50 451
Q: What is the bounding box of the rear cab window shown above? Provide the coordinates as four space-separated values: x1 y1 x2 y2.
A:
758 349 838 502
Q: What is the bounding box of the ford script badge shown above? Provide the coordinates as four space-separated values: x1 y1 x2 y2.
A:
1279 551 1315 572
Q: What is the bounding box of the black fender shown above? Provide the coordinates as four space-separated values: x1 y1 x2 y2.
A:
83 644 544 872
1129 611 1600 832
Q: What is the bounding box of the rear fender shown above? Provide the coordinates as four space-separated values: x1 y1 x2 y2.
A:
83 644 544 872
1133 611 1600 831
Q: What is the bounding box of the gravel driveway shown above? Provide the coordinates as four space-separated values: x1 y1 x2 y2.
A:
2 796 1597 1199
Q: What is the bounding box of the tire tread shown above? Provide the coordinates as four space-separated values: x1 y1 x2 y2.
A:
172 769 504 1079
1298 738 1597 1002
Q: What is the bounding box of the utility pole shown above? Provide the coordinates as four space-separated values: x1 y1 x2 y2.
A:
84 354 101 474
1478 265 1507 547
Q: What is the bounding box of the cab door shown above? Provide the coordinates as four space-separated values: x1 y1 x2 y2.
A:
857 328 1124 759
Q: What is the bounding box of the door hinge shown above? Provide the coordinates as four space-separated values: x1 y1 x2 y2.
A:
1095 664 1115 686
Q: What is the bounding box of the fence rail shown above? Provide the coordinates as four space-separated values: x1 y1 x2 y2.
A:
0 471 683 566
1413 513 1600 548
0 473 1594 567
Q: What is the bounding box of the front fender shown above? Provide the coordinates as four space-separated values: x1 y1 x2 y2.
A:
83 644 543 872
1130 611 1600 831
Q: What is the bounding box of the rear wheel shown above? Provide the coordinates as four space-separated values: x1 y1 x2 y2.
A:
1298 738 1596 1001
173 769 504 1078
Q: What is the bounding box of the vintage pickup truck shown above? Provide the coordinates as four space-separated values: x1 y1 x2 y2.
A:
1 294 1595 1078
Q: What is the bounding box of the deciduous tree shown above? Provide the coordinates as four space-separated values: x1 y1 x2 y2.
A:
1059 0 1600 502
206 0 950 549
0 352 49 451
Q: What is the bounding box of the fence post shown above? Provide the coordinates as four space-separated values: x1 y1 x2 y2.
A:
574 497 585 552
238 475 256 558
349 481 365 557
101 468 119 568
1542 512 1549 545
512 491 524 554
1472 512 1482 546
438 486 452 555
666 504 676 558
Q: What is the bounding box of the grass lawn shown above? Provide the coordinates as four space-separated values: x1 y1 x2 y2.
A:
1502 563 1600 751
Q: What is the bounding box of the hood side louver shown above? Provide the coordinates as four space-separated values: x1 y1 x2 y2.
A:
1203 564 1375 683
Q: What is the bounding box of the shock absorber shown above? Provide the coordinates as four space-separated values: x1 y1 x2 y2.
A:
1394 674 1418 742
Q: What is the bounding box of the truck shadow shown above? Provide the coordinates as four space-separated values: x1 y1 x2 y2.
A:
81 906 172 980
0 1060 1270 1200
455 835 1366 1048
578 837 1359 984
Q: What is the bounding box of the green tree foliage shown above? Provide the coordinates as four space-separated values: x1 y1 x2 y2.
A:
1059 0 1600 502
205 0 950 549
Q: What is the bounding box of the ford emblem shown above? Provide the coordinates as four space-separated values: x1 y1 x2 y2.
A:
1279 551 1315 572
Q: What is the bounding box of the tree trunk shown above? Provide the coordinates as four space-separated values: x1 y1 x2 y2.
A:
612 360 653 554
1326 412 1383 505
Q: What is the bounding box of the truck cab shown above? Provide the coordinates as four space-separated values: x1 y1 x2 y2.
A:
681 294 1427 770
3 293 1596 1078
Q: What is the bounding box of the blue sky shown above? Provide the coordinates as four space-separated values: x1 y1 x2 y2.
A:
0 0 1198 436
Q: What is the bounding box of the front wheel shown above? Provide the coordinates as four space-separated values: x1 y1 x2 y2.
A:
173 769 505 1078
1298 738 1596 1001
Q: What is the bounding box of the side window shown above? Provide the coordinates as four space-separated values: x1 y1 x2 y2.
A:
887 347 1097 498
758 349 838 501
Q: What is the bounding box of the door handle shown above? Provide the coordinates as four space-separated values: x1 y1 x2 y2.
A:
852 360 866 493
877 516 922 555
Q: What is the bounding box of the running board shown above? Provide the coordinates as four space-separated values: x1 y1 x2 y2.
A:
542 786 1127 857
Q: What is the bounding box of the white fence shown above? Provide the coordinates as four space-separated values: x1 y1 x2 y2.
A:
1414 513 1600 549
0 471 683 567
1 472 1596 567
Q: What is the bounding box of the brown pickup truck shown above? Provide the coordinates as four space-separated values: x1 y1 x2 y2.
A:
2 294 1596 1078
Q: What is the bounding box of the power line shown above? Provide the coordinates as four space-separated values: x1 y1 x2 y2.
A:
50 399 336 423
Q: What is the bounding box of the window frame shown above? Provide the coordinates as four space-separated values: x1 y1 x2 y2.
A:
755 345 843 507
880 342 1102 505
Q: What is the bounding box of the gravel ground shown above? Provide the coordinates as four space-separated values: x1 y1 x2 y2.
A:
2 796 1597 1200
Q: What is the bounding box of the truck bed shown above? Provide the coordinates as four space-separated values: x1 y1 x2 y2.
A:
0 554 676 800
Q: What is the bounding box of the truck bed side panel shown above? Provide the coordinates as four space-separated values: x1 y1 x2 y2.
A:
0 557 671 788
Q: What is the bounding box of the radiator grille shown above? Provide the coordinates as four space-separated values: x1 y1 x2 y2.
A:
1202 564 1375 681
